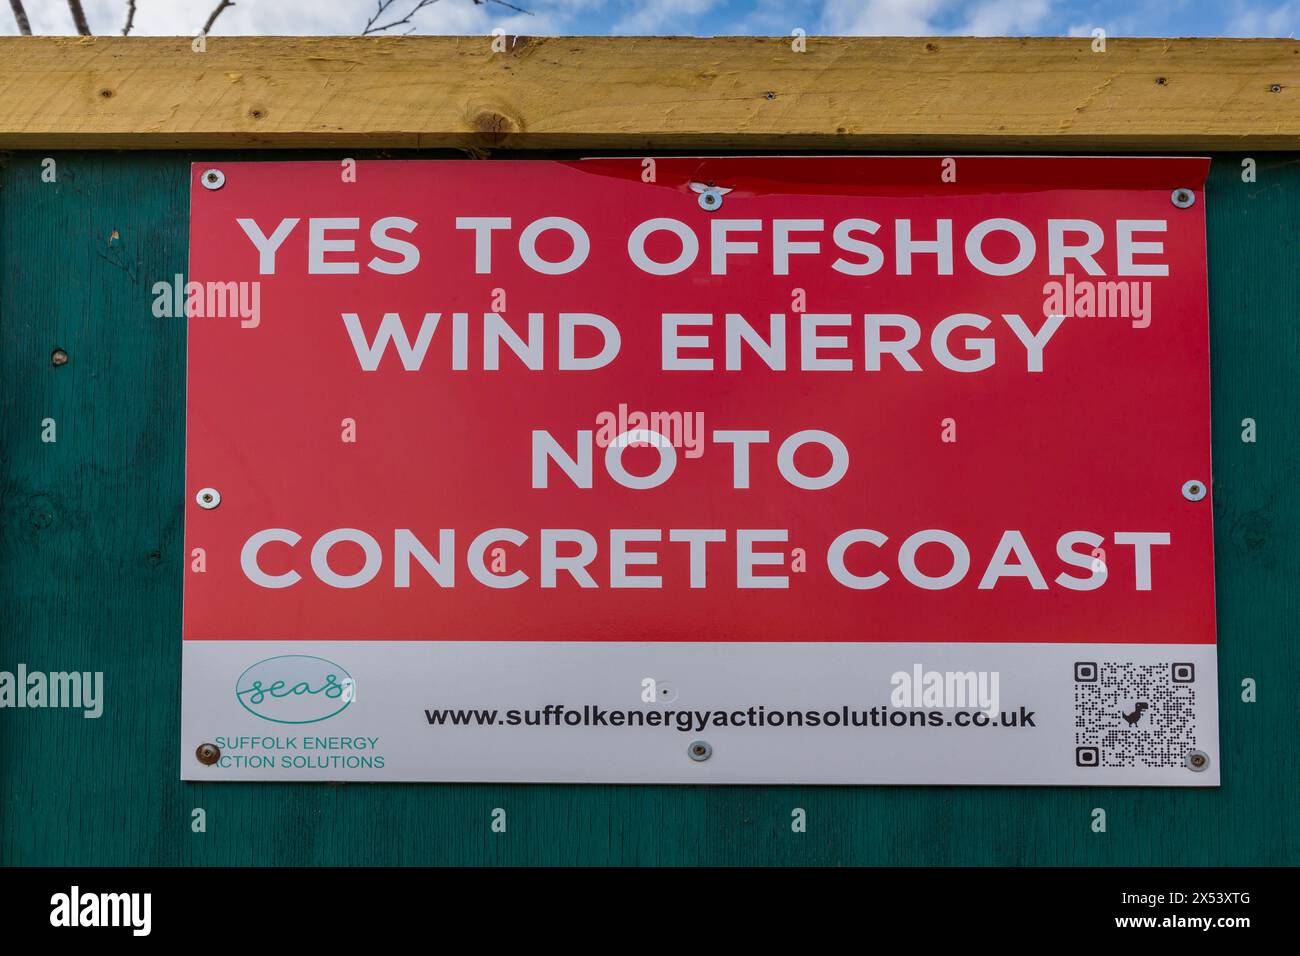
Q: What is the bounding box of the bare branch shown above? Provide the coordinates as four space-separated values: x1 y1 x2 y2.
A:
362 0 440 36
121 0 137 35
67 0 92 34
362 0 398 35
362 0 532 36
480 0 532 15
7 0 32 35
202 0 236 36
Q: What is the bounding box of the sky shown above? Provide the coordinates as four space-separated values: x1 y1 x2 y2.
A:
2 0 1296 38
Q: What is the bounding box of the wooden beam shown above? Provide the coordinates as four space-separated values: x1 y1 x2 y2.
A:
0 35 1297 151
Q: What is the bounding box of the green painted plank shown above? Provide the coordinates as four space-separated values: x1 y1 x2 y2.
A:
0 152 1296 866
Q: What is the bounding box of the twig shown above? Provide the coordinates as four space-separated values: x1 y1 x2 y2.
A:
480 0 531 15
363 0 439 36
362 0 531 35
121 0 136 36
362 0 396 35
202 0 235 36
67 0 91 34
7 0 32 35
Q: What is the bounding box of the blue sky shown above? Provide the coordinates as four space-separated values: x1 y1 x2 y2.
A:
3 0 1296 37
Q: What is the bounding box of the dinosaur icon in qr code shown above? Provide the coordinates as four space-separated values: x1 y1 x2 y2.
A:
1122 702 1149 726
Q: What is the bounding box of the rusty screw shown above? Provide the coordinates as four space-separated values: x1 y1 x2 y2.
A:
51 348 69 367
196 743 221 766
688 740 712 762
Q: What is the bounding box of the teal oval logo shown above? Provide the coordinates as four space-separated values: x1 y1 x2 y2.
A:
236 655 355 724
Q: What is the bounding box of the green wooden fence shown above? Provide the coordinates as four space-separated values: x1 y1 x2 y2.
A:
1 151 1296 866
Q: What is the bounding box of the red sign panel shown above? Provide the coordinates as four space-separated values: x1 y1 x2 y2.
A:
184 157 1214 646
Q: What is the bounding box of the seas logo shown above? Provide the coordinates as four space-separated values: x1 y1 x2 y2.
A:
236 655 355 724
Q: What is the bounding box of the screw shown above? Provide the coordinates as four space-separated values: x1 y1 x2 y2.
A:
1171 188 1195 209
51 348 68 367
201 168 226 191
196 743 221 765
1186 749 1210 772
690 182 732 211
1181 479 1207 501
688 739 712 762
196 487 222 509
1269 84 1282 93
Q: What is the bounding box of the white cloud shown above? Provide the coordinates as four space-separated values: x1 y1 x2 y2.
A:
958 0 1052 35
821 0 947 35
735 0 819 34
613 0 718 35
821 0 1053 36
1227 0 1299 37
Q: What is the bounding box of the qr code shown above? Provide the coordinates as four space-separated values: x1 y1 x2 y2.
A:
1073 662 1196 768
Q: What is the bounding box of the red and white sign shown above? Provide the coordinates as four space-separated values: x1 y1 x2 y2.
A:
182 157 1217 785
